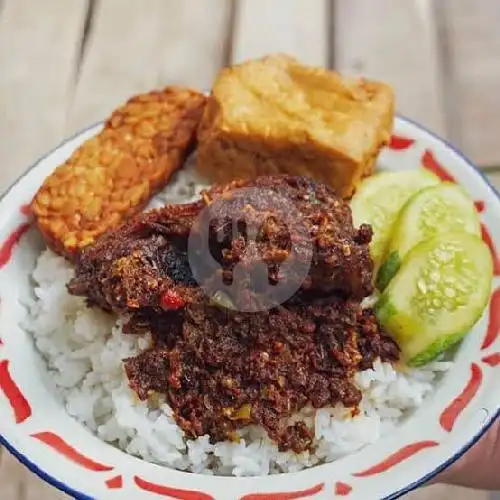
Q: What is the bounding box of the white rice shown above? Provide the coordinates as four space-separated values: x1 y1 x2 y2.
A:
22 166 452 476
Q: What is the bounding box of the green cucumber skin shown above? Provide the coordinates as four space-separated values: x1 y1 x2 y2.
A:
385 182 481 264
374 293 397 325
377 251 401 291
407 330 467 367
375 233 493 366
376 297 475 366
350 170 440 269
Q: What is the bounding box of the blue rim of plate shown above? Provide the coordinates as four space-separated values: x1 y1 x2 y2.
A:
0 116 498 500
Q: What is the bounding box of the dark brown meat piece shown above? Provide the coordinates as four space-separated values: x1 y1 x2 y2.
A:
124 299 399 453
67 201 206 312
68 175 374 313
198 176 374 301
66 174 399 453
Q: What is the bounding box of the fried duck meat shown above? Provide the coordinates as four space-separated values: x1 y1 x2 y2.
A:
32 86 206 258
124 300 400 453
197 175 374 302
68 175 374 312
66 174 397 453
67 202 206 312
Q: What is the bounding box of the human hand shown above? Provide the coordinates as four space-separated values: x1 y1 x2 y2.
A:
432 419 500 490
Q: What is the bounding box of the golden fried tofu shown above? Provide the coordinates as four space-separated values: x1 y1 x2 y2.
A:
32 87 206 258
197 54 394 198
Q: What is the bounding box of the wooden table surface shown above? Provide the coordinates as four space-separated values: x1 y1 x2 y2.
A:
0 1 498 498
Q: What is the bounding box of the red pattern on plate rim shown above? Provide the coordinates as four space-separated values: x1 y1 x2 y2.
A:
419 150 500 268
481 225 500 276
420 151 500 274
32 432 114 472
19 204 32 216
0 360 32 423
422 150 455 182
240 483 324 500
134 476 214 500
1 143 496 499
388 135 415 150
105 475 123 489
482 288 500 350
419 151 486 213
0 223 31 269
353 441 439 477
482 353 500 367
334 481 353 496
440 363 483 433
474 201 486 213
0 298 2 345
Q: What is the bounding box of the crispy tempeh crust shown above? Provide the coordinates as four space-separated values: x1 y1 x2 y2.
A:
31 86 206 258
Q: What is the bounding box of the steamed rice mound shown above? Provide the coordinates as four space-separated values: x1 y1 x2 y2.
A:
23 167 451 476
24 248 450 476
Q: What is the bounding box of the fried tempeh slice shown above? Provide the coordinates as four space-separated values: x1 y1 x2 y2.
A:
31 86 206 258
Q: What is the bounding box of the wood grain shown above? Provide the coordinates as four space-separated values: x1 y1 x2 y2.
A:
333 0 446 136
0 0 88 189
0 449 68 499
440 1 500 167
0 2 498 499
68 0 173 132
407 484 489 500
158 0 232 90
69 0 231 132
487 171 500 190
231 0 329 66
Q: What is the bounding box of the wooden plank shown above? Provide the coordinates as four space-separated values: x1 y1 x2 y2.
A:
158 0 232 90
0 0 88 190
333 0 446 136
0 449 68 499
440 1 500 167
0 1 86 495
0 450 22 500
406 485 489 500
232 0 329 66
488 171 500 191
69 0 172 132
70 0 231 132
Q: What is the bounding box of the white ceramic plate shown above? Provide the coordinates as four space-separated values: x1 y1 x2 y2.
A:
0 117 499 500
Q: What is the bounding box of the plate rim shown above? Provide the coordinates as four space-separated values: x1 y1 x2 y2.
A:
0 115 498 500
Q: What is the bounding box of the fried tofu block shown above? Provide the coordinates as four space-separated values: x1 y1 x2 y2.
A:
32 87 206 257
197 54 394 198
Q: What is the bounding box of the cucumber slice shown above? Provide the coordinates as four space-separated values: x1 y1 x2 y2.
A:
350 170 440 271
377 183 481 290
376 232 492 366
